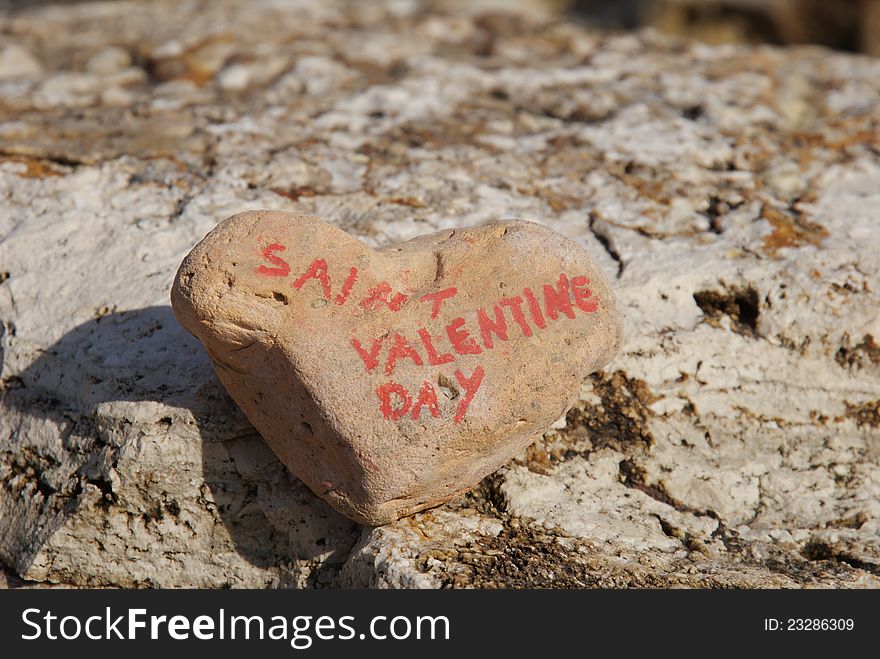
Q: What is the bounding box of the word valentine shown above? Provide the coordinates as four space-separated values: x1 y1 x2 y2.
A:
255 243 599 424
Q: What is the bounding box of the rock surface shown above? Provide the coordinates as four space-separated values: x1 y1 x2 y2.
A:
171 212 621 524
573 0 880 57
0 0 878 587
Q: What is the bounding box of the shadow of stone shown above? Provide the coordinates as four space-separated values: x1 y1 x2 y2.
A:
0 305 359 586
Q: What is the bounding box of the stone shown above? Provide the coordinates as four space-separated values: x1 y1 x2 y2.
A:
0 44 43 79
1 0 879 589
171 211 622 525
85 47 133 75
217 55 291 91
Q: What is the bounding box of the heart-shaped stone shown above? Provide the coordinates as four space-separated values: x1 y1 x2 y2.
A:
171 211 622 524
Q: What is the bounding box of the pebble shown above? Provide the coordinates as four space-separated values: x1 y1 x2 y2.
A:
85 47 133 75
0 44 43 79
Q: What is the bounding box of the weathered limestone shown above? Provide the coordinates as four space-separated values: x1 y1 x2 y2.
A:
1 0 878 588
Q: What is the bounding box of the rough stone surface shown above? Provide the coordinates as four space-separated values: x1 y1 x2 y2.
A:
611 0 880 56
1 0 878 588
171 211 621 524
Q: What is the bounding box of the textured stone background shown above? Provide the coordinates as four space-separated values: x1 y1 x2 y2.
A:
1 0 878 588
